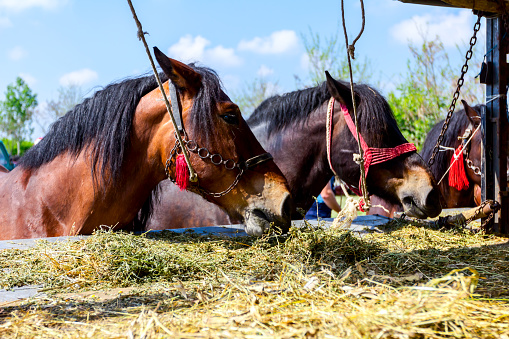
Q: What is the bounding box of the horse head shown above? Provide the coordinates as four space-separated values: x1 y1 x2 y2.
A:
149 48 292 236
325 72 442 218
460 100 483 188
458 100 509 206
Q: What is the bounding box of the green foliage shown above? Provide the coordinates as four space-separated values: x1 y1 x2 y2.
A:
1 138 33 156
0 77 38 154
388 40 453 150
232 78 279 117
388 36 484 150
35 84 83 134
296 28 375 87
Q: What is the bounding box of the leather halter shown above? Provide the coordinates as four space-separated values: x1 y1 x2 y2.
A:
165 82 273 197
458 120 482 176
168 81 184 133
326 97 417 196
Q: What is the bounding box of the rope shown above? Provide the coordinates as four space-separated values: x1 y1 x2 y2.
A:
340 0 369 208
339 100 417 194
126 0 197 182
326 98 339 178
437 123 481 185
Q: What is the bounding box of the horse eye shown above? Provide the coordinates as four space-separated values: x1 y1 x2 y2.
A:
220 114 239 125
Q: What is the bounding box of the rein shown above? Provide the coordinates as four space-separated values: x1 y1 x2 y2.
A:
326 97 417 196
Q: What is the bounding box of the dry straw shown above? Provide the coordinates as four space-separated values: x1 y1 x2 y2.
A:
1 220 509 338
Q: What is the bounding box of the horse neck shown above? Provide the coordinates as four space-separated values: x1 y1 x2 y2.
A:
249 104 334 209
77 97 173 231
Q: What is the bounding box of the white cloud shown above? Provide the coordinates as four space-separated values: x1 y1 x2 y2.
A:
300 53 310 71
206 45 242 67
59 68 98 86
390 10 474 47
221 74 241 93
168 35 242 68
0 17 12 28
257 65 274 78
19 72 36 87
0 0 67 12
8 46 27 61
169 35 208 62
238 30 299 54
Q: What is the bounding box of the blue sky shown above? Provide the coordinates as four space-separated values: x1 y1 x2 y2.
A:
0 0 485 138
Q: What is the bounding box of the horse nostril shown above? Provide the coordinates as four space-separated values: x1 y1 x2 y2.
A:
280 194 293 219
401 196 414 207
426 189 440 209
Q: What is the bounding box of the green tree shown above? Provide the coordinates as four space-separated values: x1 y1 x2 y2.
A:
35 84 83 134
233 77 279 117
0 77 38 155
388 34 484 150
296 28 375 87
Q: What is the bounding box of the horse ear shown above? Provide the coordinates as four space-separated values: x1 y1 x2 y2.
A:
325 71 357 109
461 99 481 125
153 47 202 92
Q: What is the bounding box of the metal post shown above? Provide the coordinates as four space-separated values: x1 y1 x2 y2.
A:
484 17 509 233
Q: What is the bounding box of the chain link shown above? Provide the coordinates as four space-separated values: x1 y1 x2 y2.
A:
428 14 482 167
465 158 482 175
165 137 245 198
468 200 499 231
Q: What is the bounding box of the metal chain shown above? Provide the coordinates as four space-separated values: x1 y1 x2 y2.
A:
465 158 482 175
428 14 482 166
200 169 244 198
165 137 245 198
467 200 498 231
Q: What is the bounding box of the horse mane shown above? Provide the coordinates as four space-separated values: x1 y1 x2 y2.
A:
421 104 483 180
19 65 224 186
248 82 330 133
247 80 405 147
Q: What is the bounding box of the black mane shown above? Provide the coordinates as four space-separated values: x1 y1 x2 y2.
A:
247 80 405 147
20 65 224 186
421 104 483 180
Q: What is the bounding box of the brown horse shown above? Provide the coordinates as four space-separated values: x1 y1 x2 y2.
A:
369 100 486 216
145 72 442 230
0 48 291 240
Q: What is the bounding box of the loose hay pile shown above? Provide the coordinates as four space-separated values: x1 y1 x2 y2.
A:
1 222 509 338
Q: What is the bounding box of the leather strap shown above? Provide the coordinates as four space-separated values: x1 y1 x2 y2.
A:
242 153 273 169
168 81 184 133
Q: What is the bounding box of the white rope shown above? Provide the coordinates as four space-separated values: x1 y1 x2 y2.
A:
331 197 359 229
437 123 481 186
439 145 456 152
486 94 506 105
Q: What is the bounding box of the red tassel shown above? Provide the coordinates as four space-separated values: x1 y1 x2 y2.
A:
448 145 469 191
175 154 189 191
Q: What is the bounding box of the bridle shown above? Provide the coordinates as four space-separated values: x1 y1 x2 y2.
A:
326 97 417 196
460 121 482 176
164 81 273 198
438 119 482 179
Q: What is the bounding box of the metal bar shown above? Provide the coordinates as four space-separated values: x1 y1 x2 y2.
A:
484 17 509 233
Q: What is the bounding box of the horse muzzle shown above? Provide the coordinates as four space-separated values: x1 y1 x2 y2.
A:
242 192 292 236
400 186 442 219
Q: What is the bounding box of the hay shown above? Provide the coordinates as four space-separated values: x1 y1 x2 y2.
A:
1 223 509 338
